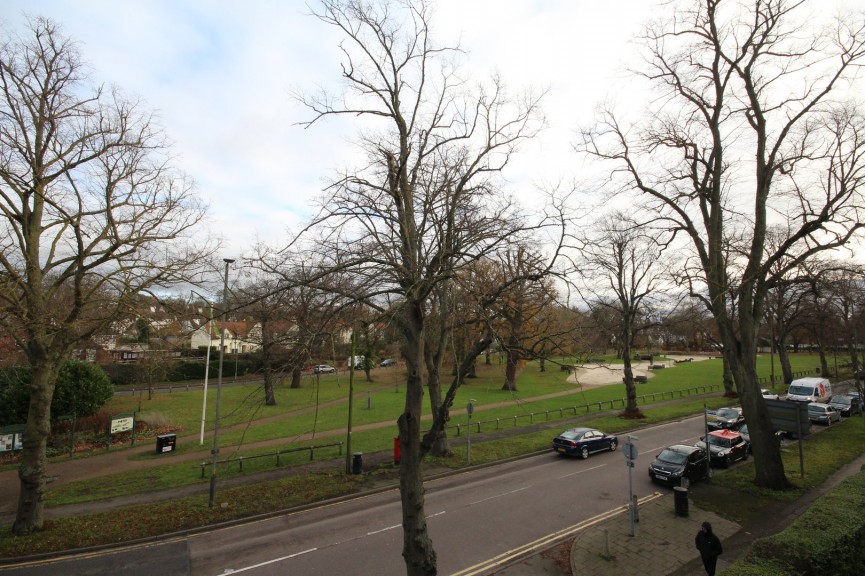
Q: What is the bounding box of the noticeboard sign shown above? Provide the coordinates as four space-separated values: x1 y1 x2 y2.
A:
0 433 23 452
110 413 135 434
0 425 25 452
765 399 811 435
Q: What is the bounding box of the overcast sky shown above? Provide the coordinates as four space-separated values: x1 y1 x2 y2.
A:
2 0 862 259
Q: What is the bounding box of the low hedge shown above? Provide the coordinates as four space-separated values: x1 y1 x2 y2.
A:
723 465 865 575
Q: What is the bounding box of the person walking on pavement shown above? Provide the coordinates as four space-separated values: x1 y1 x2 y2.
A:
694 521 723 575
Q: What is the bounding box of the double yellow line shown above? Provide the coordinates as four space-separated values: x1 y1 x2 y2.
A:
451 492 664 576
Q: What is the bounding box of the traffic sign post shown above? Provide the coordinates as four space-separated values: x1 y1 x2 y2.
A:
466 400 476 465
624 435 639 537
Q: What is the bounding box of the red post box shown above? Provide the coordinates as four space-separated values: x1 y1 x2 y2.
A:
393 436 401 465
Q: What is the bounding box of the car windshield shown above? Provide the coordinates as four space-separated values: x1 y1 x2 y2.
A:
657 449 688 464
716 409 738 419
830 396 850 405
789 385 815 395
706 436 732 448
807 405 825 414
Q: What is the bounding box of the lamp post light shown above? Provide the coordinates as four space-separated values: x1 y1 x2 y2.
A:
209 258 234 508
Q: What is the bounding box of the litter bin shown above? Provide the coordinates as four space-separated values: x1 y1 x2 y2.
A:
673 486 689 517
352 452 363 474
156 433 176 454
393 437 401 465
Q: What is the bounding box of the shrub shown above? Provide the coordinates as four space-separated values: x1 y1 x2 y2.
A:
0 361 113 426
726 469 865 575
52 361 114 418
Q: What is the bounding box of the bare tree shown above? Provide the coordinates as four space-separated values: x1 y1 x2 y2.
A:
488 246 560 391
573 212 672 416
0 17 213 534
578 0 865 490
234 276 294 405
282 2 565 573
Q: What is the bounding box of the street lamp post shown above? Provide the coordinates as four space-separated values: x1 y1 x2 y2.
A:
209 258 234 508
200 303 213 445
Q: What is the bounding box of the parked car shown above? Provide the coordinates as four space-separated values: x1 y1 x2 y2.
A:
828 395 863 417
761 389 780 400
807 402 841 425
379 358 396 367
695 429 749 468
738 423 785 451
552 427 618 459
313 364 336 374
648 445 711 486
706 407 745 430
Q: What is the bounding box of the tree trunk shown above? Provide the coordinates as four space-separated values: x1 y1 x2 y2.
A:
502 344 518 391
722 355 735 397
425 347 451 457
290 365 302 389
399 306 437 576
777 344 793 385
720 319 791 491
263 370 276 406
13 363 58 535
621 337 639 415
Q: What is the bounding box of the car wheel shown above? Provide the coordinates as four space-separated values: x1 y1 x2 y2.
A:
723 456 731 468
742 450 749 461
609 440 618 452
580 446 589 459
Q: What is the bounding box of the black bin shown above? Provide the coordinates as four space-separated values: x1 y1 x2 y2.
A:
156 433 176 454
673 486 689 517
351 452 363 474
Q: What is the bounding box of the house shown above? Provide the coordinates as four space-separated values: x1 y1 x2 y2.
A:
190 320 262 354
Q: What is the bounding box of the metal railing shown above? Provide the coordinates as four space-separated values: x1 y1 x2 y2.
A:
198 441 344 477
448 384 722 436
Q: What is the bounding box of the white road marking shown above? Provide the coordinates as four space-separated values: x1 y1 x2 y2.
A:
557 463 606 479
368 510 444 535
367 524 400 535
469 486 529 506
220 547 316 574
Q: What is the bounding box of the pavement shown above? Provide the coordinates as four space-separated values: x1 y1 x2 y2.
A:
568 492 740 576
563 452 865 576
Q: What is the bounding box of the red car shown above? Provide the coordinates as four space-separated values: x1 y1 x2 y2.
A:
695 429 749 468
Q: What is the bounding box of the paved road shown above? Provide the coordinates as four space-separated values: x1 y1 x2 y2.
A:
2 415 712 575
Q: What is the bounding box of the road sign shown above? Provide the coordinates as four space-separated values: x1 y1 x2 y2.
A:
623 442 638 460
466 402 474 415
764 399 810 436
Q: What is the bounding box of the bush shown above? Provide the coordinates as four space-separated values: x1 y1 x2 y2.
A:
52 361 113 418
0 361 113 426
725 469 865 575
0 367 32 426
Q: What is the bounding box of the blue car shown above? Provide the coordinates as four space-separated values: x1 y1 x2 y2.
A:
552 427 618 459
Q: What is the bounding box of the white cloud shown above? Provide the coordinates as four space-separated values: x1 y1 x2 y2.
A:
5 0 860 257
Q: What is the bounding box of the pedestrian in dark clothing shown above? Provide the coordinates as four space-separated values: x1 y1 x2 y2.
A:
695 521 723 576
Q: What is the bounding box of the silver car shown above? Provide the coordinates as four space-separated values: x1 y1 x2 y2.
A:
807 402 840 425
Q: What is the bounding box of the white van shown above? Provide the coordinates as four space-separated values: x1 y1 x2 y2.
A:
786 377 832 403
